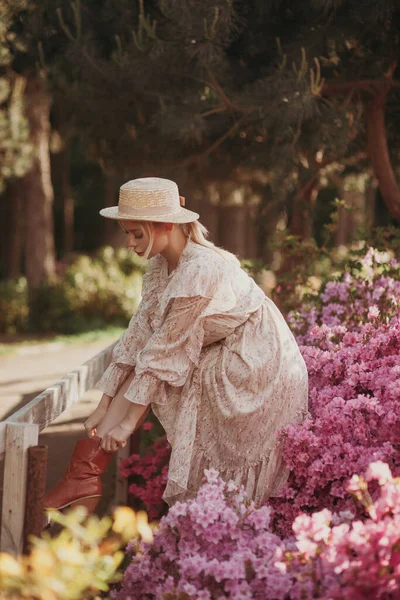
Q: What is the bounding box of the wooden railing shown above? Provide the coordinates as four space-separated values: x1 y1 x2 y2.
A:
0 340 132 555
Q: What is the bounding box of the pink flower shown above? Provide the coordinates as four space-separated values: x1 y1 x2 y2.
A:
365 461 393 485
368 305 380 319
141 421 154 431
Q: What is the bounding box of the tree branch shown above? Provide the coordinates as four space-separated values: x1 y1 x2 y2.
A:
321 79 400 97
201 105 226 117
179 115 248 168
205 66 245 114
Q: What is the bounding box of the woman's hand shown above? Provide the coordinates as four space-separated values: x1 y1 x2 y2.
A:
84 394 112 438
100 422 134 453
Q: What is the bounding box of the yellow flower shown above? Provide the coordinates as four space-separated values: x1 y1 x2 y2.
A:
136 511 153 544
112 506 138 542
55 541 84 564
0 552 23 578
29 548 56 577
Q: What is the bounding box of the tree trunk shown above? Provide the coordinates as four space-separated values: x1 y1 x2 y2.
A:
275 176 319 279
0 190 10 278
59 143 74 255
218 205 247 257
366 90 400 223
51 139 75 256
23 77 56 326
245 204 258 260
334 202 348 247
7 179 25 278
289 177 319 238
329 173 348 247
365 180 378 231
347 190 365 239
257 187 282 264
103 173 125 246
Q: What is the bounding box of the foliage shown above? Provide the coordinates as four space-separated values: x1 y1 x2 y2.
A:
113 469 291 600
40 0 400 226
270 224 400 315
114 464 400 600
0 505 153 600
271 317 400 535
0 247 145 334
121 426 170 521
0 1 33 192
287 245 400 341
118 243 400 534
0 277 29 334
269 247 400 534
285 461 400 600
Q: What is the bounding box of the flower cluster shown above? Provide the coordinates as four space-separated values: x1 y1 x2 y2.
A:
270 319 400 535
113 470 292 600
0 506 152 600
268 247 400 534
286 461 400 599
114 463 400 600
120 434 170 521
288 247 400 344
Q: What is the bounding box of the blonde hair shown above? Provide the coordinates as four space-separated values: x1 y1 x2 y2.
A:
180 221 239 264
118 220 239 265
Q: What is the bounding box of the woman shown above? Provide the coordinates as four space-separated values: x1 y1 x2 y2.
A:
44 177 309 514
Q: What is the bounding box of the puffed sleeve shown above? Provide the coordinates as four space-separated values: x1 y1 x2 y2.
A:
95 302 153 396
95 261 160 397
123 294 211 405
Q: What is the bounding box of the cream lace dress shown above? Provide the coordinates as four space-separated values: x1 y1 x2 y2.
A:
96 239 309 507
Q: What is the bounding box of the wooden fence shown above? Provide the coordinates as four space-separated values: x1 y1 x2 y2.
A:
0 340 131 555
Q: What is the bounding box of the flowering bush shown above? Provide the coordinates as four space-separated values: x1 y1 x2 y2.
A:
286 461 400 599
270 248 400 534
288 247 400 343
270 319 400 534
114 463 400 600
121 430 170 521
1 246 145 334
0 506 153 600
270 225 400 316
113 470 292 600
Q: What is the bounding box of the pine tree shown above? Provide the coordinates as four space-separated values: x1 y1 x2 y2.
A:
51 0 400 234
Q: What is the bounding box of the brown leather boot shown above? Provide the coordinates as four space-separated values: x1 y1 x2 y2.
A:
43 436 115 513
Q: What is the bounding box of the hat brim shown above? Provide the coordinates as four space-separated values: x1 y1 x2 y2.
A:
99 206 199 223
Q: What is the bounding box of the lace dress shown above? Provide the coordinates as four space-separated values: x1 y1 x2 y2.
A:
96 239 309 506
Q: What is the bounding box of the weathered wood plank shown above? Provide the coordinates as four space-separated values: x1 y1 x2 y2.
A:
0 423 39 554
0 342 115 458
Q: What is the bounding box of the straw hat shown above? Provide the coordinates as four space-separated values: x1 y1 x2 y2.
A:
99 177 199 223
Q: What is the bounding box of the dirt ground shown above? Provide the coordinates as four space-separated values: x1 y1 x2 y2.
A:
0 337 120 516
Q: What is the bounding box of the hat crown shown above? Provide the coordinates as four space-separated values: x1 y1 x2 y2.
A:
119 177 179 210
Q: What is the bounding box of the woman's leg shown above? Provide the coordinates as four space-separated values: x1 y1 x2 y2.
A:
96 370 149 438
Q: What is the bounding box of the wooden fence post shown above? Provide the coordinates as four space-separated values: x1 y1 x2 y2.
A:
0 422 39 554
23 444 48 552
